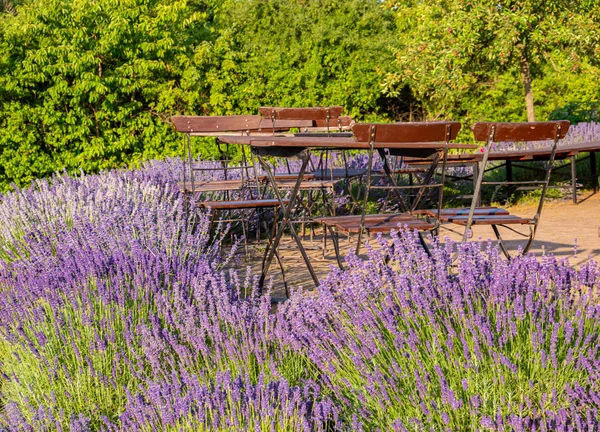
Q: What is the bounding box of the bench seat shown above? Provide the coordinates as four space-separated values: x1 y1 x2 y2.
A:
414 206 510 221
314 213 434 233
199 199 289 210
447 215 534 226
178 180 249 193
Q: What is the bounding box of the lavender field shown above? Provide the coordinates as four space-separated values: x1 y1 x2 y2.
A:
1 125 600 431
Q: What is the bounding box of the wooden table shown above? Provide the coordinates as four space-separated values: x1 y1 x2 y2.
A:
408 141 600 204
218 134 477 288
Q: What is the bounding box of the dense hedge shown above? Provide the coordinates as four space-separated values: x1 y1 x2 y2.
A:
0 0 598 191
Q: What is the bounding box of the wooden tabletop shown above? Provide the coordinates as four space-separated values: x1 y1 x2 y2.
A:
405 141 600 166
217 134 478 151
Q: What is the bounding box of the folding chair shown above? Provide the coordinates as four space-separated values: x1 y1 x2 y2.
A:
171 115 291 254
423 120 570 259
257 106 354 236
314 121 463 268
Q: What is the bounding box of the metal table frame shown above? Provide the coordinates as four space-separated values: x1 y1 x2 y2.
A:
219 134 476 290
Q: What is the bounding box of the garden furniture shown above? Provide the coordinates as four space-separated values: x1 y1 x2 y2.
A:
431 120 571 259
218 122 475 282
407 140 599 204
171 114 304 261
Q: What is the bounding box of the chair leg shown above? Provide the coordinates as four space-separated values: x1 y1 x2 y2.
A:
322 224 327 259
240 210 249 258
492 223 537 260
492 225 511 260
327 225 345 270
274 249 290 299
571 155 577 204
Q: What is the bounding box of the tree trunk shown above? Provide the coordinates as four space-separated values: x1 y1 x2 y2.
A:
520 52 535 122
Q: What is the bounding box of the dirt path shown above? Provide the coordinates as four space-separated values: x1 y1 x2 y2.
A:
233 191 600 298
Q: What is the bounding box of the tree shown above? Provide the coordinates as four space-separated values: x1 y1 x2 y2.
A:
202 0 399 120
382 0 600 122
0 0 212 191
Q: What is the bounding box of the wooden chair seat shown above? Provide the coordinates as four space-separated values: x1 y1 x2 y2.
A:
335 216 435 233
273 179 336 190
199 199 289 210
315 214 434 233
256 173 316 182
448 215 534 226
178 180 249 193
314 213 415 225
414 207 510 221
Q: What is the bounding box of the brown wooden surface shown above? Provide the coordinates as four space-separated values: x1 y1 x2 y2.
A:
407 142 600 165
313 115 353 128
414 207 510 218
449 215 534 225
352 122 462 143
229 136 475 150
199 199 288 209
256 173 316 182
177 180 248 193
472 121 570 142
256 119 314 131
335 217 435 233
272 180 337 189
258 106 344 121
171 115 262 133
314 213 416 225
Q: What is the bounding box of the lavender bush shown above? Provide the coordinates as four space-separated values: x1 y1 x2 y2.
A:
0 168 330 430
0 154 599 430
278 231 600 430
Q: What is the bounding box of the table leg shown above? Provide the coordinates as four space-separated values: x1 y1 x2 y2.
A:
571 155 577 204
591 152 598 194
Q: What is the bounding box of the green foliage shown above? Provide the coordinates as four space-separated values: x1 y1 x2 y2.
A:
0 0 212 191
382 0 600 122
204 0 398 120
1 0 600 191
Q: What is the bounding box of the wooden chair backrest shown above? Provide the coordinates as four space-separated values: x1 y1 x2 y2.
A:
171 115 263 133
256 118 314 131
352 121 461 143
258 106 344 121
472 121 570 142
313 115 353 128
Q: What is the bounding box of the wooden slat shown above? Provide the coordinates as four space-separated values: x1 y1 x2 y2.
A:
177 180 248 193
273 180 337 189
414 207 510 218
256 173 316 182
258 106 344 121
171 115 263 133
472 121 570 142
352 122 462 143
334 217 435 233
216 135 477 151
199 199 289 210
313 115 353 128
256 119 314 131
244 136 474 150
409 142 600 165
449 215 534 225
314 213 416 225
